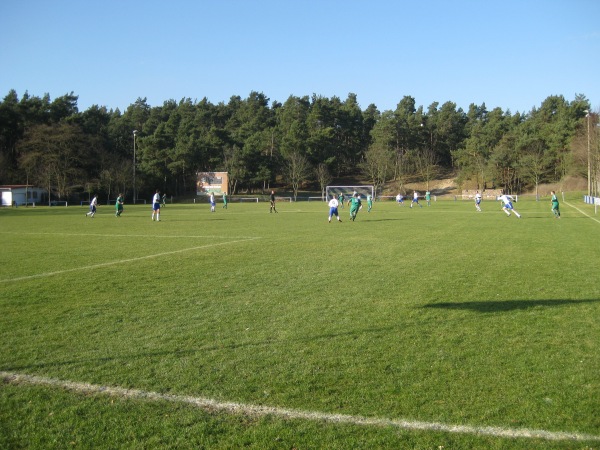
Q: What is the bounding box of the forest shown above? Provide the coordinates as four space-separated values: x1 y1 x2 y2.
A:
0 89 596 203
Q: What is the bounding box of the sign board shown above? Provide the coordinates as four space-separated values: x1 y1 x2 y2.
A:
196 172 228 195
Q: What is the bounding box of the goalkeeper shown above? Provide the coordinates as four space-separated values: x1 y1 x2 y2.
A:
349 193 362 221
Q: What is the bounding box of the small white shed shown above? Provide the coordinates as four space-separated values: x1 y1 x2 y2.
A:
0 185 47 206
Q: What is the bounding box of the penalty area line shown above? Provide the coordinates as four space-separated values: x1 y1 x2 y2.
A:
1 371 598 443
0 238 260 283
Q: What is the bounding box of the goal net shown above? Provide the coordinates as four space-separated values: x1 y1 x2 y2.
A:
325 186 374 202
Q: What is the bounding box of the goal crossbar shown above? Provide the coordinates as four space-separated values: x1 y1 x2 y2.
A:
326 186 374 201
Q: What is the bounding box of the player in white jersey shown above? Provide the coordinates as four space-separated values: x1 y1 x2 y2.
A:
474 191 482 212
151 190 161 221
498 194 521 218
85 195 98 217
410 191 422 208
209 192 216 212
328 196 342 223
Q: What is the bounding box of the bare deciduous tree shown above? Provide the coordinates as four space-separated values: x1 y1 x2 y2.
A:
284 151 312 201
411 148 440 191
360 143 393 197
315 163 332 200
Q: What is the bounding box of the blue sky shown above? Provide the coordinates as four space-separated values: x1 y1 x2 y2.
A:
1 0 599 114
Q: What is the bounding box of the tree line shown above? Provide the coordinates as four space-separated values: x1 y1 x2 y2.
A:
0 89 596 203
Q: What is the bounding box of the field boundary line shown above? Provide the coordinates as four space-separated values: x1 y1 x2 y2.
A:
0 238 260 283
564 201 600 224
1 371 598 443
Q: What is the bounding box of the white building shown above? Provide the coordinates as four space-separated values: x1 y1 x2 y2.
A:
0 185 47 206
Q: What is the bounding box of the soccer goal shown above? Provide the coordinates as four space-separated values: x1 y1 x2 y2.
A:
325 186 374 202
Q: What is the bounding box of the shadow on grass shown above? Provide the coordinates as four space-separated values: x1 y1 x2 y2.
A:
422 298 600 313
363 218 404 222
7 300 599 372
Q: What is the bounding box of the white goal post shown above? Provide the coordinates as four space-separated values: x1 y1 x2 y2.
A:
325 186 374 202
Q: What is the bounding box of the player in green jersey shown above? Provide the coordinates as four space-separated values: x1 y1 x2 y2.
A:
550 191 560 218
349 193 362 221
115 193 124 217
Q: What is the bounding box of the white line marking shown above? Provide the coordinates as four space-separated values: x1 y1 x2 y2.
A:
1 371 598 442
564 201 600 224
0 238 260 283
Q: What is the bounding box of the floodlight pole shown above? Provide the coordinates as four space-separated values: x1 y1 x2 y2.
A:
133 130 138 204
583 111 592 196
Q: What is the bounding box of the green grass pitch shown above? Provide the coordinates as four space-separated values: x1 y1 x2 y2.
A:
1 194 599 449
